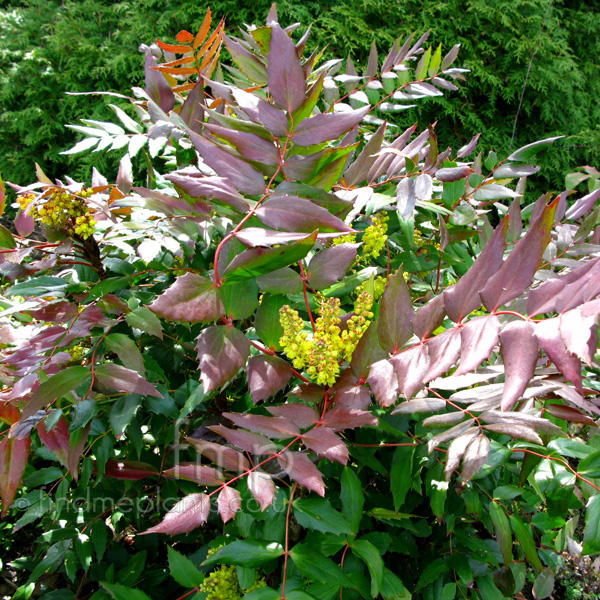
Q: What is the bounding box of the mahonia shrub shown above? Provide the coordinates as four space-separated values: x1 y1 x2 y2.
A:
1 5 600 600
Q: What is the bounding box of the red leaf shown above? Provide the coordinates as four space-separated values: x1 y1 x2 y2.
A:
266 404 319 429
461 434 490 482
0 434 30 515
544 405 598 427
499 321 539 411
443 217 508 322
227 85 288 137
480 200 557 311
247 355 293 403
321 406 378 431
302 427 348 464
218 487 242 523
307 244 359 290
535 318 582 390
144 493 210 535
186 438 250 472
165 174 247 213
176 30 195 43
223 412 300 439
67 425 89 481
390 343 430 399
103 459 159 480
0 403 20 426
278 451 325 496
37 416 69 471
413 294 446 339
292 107 370 147
423 328 461 382
144 52 175 114
94 363 161 397
377 270 414 354
267 24 306 112
15 210 35 237
163 463 225 485
255 197 353 234
288 383 324 403
204 123 279 165
332 370 371 410
150 273 224 324
156 39 192 54
247 471 276 510
367 359 399 408
209 425 277 455
196 326 250 393
455 315 501 376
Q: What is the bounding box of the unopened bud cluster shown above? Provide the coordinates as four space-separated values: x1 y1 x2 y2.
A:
200 546 266 600
279 293 374 387
361 212 388 259
17 188 96 239
356 275 388 301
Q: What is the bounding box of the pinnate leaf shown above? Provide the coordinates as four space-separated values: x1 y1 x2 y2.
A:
267 404 319 429
322 406 378 431
209 425 276 455
455 315 501 376
247 355 293 403
301 427 348 464
144 493 210 535
278 451 325 496
223 412 299 439
292 106 370 147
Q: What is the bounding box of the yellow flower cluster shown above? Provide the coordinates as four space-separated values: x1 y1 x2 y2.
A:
68 344 87 362
362 212 388 259
279 293 374 387
332 233 357 245
356 275 389 301
17 188 96 239
200 546 267 600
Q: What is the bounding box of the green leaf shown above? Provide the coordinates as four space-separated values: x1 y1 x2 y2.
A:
583 494 600 555
506 136 564 162
167 546 204 588
509 515 543 571
351 539 384 597
23 467 63 488
29 367 89 412
219 279 259 320
381 568 411 600
6 276 68 297
390 445 414 512
428 44 443 77
254 294 287 350
414 558 448 592
441 582 456 600
293 498 354 535
109 395 141 437
533 568 554 599
290 544 355 587
105 334 145 374
243 588 280 600
91 520 108 561
442 179 465 207
415 46 431 80
86 277 130 301
69 400 97 431
125 306 163 339
203 540 284 568
0 224 16 249
489 502 512 566
101 582 151 600
222 231 317 283
475 574 504 600
341 467 364 534
425 461 447 519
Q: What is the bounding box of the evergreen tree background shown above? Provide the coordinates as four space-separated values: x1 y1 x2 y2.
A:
1 0 598 194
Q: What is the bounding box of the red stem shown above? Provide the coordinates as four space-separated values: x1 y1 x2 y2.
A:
299 261 316 332
280 482 298 600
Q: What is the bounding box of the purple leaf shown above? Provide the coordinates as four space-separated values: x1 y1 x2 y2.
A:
165 174 248 213
455 315 501 376
292 106 370 147
367 359 399 408
535 318 582 390
344 122 387 187
559 299 600 366
255 197 353 233
484 423 542 444
144 51 175 113
424 328 461 382
444 217 508 322
196 326 250 393
204 123 279 165
413 294 446 340
116 154 133 195
460 434 490 482
186 438 250 471
565 189 600 220
188 130 266 196
480 200 557 311
444 430 479 480
553 381 600 416
180 81 205 133
278 451 325 496
377 270 414 354
247 471 277 510
247 355 293 403
435 166 472 182
392 398 447 415
223 412 299 439
396 178 416 218
150 273 224 324
236 227 345 248
209 425 277 455
321 406 378 431
267 404 319 429
229 86 288 137
223 231 317 284
218 487 242 523
507 195 523 242
390 343 430 400
102 459 159 480
95 363 161 397
163 464 225 485
302 427 348 464
256 267 303 294
480 410 565 437
307 244 359 290
499 320 539 411
0 436 30 515
15 210 35 238
544 405 598 428
368 124 417 182
143 493 210 535
332 370 372 410
268 24 306 112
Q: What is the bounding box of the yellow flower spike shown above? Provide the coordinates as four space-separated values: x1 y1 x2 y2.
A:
362 212 389 260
